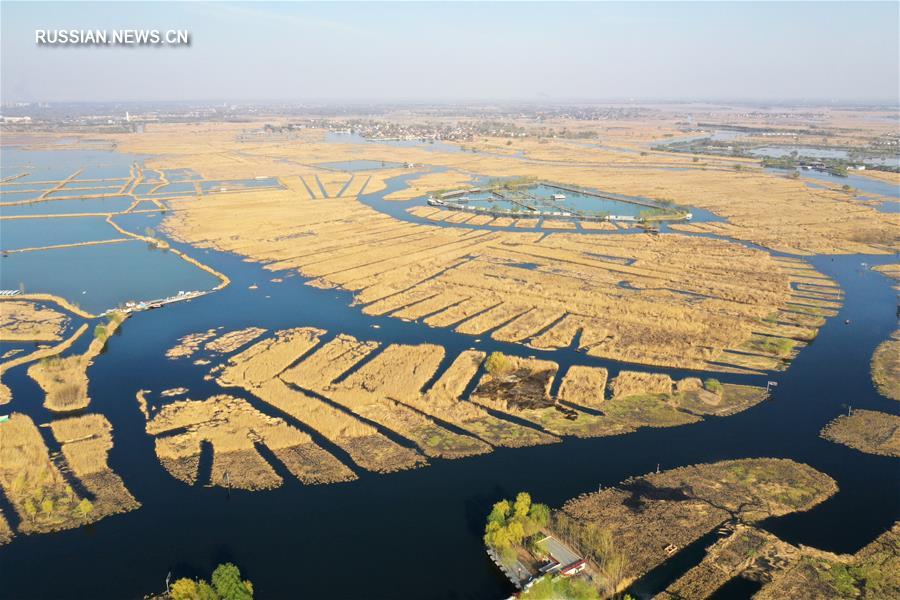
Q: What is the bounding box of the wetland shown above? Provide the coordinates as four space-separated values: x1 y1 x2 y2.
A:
0 123 897 599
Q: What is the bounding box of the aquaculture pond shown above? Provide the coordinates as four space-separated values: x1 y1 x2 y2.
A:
1 159 897 600
0 240 221 314
1 195 136 216
0 146 224 313
750 146 852 160
316 159 406 171
0 216 124 251
365 171 721 231
749 146 900 169
454 183 679 219
0 145 138 183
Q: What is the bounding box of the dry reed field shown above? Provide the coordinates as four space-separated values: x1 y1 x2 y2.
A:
0 412 136 538
140 325 771 489
555 459 837 589
49 414 141 518
27 312 127 411
820 409 900 458
0 301 68 342
657 525 790 599
753 522 899 599
204 327 267 353
871 332 900 402
161 174 839 372
145 394 355 489
111 121 898 258
0 323 89 405
655 520 900 600
0 511 12 545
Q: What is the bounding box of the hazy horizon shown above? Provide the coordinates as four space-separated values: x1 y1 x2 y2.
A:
2 1 899 105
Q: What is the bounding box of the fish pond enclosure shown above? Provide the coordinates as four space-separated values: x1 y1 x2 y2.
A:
430 180 693 223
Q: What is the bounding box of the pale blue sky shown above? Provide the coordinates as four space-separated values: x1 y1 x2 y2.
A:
2 1 898 103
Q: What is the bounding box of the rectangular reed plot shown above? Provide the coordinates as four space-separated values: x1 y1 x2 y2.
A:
337 343 444 401
362 289 440 317
455 302 532 336
390 292 471 321
470 354 621 438
280 334 380 389
252 379 425 473
146 394 356 488
0 414 91 534
50 415 140 519
558 365 608 408
424 296 500 328
413 350 559 448
205 327 267 354
324 344 492 458
527 314 585 350
491 308 566 343
218 327 325 388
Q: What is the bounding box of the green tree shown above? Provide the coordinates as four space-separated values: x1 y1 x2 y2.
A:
593 527 629 596
41 498 54 517
76 498 94 518
170 579 198 600
196 582 220 600
485 352 511 375
487 499 511 525
513 492 532 519
212 563 253 600
528 503 551 531
24 499 37 524
506 520 526 546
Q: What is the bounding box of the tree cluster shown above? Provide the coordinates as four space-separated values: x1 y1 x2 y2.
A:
170 563 253 600
484 492 551 561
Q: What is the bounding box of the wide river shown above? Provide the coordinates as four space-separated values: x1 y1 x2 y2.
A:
0 148 898 599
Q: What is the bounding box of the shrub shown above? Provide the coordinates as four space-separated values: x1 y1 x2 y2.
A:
485 352 511 376
75 498 93 518
703 378 723 395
